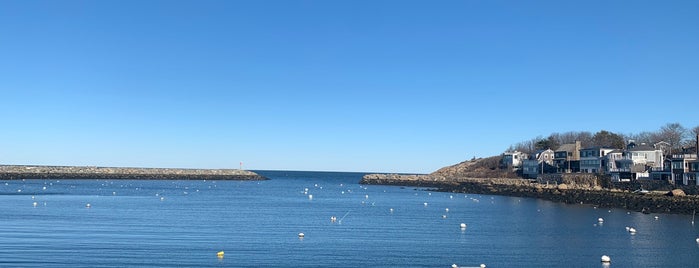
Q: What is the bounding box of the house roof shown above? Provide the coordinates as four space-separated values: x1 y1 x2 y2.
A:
628 144 656 151
580 146 615 151
556 143 577 152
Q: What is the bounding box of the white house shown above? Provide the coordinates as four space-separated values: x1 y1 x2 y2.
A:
502 151 527 169
627 142 664 168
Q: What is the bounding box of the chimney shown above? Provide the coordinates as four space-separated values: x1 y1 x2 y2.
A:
574 140 581 160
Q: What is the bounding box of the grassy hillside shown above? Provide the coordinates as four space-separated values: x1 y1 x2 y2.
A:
430 156 518 179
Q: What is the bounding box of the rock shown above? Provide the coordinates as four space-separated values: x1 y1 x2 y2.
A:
667 189 686 197
557 183 568 190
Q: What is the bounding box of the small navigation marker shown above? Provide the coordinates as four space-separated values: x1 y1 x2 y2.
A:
86 203 91 208
217 251 224 259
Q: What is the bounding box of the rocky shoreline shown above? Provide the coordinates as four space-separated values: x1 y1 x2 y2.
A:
0 165 267 181
360 174 699 215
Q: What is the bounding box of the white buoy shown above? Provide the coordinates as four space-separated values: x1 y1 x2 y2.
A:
452 264 458 268
160 197 165 201
298 232 305 238
33 202 38 207
390 208 394 213
695 238 699 243
625 226 630 231
424 202 428 206
308 194 313 200
654 216 659 220
629 227 637 234
460 223 467 229
442 215 447 219
445 208 449 213
598 217 604 222
601 255 611 263
480 264 486 268
86 203 91 208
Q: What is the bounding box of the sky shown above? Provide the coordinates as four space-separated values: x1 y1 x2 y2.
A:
1 0 697 173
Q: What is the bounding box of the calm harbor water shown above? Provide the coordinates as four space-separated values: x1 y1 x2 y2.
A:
1 170 698 267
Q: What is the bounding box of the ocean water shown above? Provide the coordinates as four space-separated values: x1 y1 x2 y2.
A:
1 170 698 267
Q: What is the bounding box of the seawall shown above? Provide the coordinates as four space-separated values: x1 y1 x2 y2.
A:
0 165 267 180
360 174 699 215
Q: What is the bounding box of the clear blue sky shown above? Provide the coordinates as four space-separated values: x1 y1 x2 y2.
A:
1 0 697 173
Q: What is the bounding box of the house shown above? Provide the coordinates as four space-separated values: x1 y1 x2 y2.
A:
522 149 555 178
650 158 673 181
671 153 698 185
554 141 581 173
579 147 615 174
604 150 633 182
627 142 664 169
689 160 699 186
501 151 527 170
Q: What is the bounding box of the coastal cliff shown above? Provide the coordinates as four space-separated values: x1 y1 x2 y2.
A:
0 165 267 180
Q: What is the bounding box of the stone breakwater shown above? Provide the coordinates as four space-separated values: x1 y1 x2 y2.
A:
0 165 267 180
360 174 699 215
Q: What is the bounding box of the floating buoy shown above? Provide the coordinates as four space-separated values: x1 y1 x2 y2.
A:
695 238 699 243
389 208 394 213
330 216 337 222
654 216 659 220
625 226 630 231
298 232 305 238
308 194 313 200
598 218 604 222
33 202 38 207
365 194 369 199
480 264 486 268
160 197 165 201
601 255 611 263
86 203 91 208
217 251 224 259
442 215 447 219
424 202 428 207
452 264 458 268
445 208 449 213
460 223 467 229
629 227 637 234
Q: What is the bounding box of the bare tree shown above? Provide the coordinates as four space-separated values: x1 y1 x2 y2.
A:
686 125 699 148
658 123 687 152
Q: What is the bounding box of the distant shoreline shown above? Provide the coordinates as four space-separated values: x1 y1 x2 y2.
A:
360 174 699 215
0 165 267 180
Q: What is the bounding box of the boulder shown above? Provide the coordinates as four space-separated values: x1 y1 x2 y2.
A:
557 183 568 190
666 189 686 197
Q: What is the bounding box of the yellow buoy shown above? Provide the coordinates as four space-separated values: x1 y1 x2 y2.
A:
217 251 224 259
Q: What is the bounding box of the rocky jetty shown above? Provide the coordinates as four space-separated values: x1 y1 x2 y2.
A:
361 173 699 214
0 165 267 180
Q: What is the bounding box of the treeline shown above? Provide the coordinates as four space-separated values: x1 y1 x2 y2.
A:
508 123 699 154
